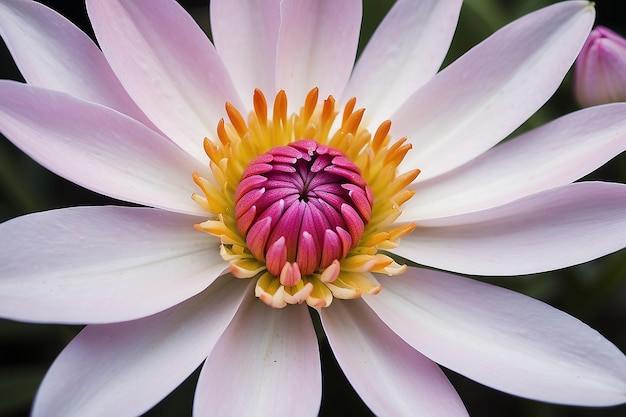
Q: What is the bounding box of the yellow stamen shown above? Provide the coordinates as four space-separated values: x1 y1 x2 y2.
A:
193 88 418 308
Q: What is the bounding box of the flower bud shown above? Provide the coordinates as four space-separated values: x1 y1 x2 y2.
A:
574 26 626 107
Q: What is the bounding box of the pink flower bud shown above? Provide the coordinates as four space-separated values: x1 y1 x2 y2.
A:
574 26 626 107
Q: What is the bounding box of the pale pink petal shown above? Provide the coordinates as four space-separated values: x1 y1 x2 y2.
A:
194 295 321 417
86 0 242 163
394 182 626 276
402 103 626 220
0 0 155 128
0 81 209 215
343 0 462 126
364 270 626 406
0 206 226 323
320 299 468 416
210 0 280 107
392 1 595 179
276 0 361 109
31 277 251 417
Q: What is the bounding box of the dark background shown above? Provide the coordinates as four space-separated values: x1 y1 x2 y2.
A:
1 1 625 416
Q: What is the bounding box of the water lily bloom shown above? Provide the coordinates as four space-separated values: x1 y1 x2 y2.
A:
575 25 626 107
1 0 626 415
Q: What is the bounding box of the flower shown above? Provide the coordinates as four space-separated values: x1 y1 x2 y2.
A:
0 0 626 415
575 25 626 107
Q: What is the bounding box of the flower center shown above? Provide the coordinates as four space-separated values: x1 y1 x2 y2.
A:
192 88 419 308
234 139 373 278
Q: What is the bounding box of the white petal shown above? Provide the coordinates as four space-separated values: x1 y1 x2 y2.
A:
32 276 251 417
0 206 225 323
344 0 462 127
276 0 361 109
320 298 468 417
395 182 626 276
0 81 209 215
86 0 242 163
392 1 595 179
364 270 626 406
194 296 321 417
0 0 155 128
402 103 626 220
210 0 281 107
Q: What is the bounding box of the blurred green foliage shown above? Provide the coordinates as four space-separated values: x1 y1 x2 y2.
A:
1 1 625 416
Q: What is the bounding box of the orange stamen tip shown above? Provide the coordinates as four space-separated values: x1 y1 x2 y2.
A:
343 108 366 135
342 97 357 124
225 102 248 137
216 119 230 146
373 120 392 151
321 95 337 126
303 87 320 120
253 89 268 122
273 90 288 123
